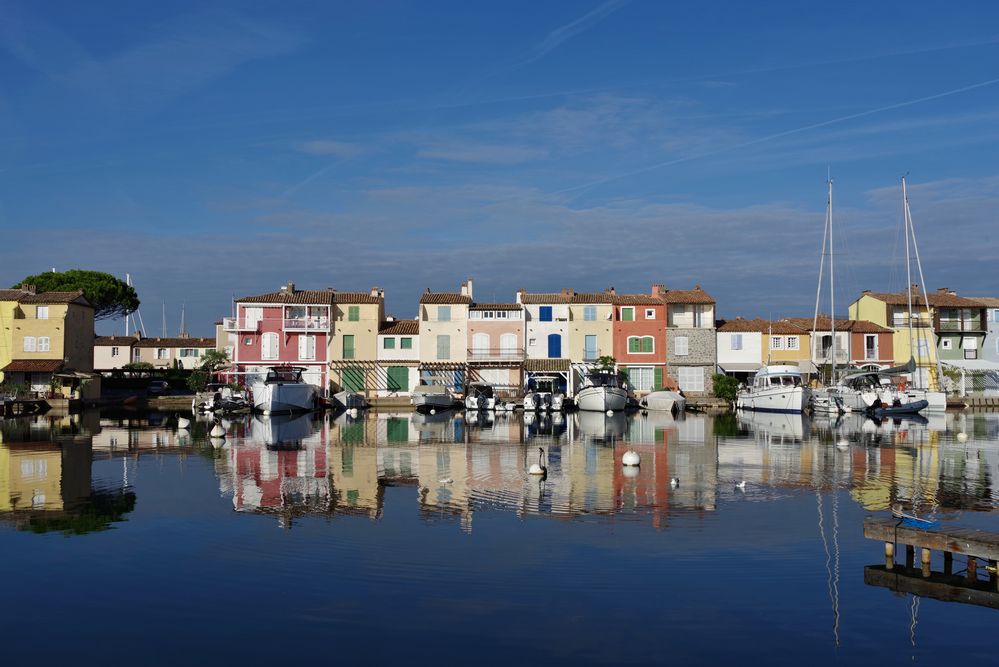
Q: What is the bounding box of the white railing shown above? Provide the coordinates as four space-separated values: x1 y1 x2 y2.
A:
222 317 259 332
283 316 331 331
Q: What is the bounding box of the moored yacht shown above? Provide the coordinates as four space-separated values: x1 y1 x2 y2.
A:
575 370 628 412
464 382 496 411
251 366 318 415
411 384 456 412
736 365 811 413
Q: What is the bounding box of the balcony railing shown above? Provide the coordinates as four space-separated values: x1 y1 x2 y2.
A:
467 348 525 363
222 317 259 332
892 316 931 328
938 320 983 332
283 316 331 331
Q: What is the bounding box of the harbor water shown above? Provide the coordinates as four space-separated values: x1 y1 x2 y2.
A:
2 408 999 665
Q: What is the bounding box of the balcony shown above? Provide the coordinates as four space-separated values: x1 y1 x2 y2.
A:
891 316 931 329
467 348 525 363
222 317 258 332
938 320 983 333
283 316 331 331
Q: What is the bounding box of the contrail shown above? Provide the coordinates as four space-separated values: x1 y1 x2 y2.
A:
554 75 999 196
515 0 629 68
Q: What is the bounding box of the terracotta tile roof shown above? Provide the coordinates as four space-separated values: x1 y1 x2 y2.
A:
134 337 216 348
94 335 139 346
333 292 384 304
717 318 802 334
967 297 999 307
569 293 616 304
614 294 663 306
237 289 336 305
520 293 570 304
782 317 893 334
17 290 91 306
524 358 570 372
379 320 419 335
862 288 985 308
469 303 522 311
659 285 716 304
2 359 64 372
0 289 26 301
419 292 472 305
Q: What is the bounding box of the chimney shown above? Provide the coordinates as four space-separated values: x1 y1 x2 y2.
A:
460 277 474 300
280 281 295 295
694 284 702 290
516 289 525 304
651 283 666 296
609 286 616 296
370 286 383 298
937 287 949 294
560 288 574 298
20 283 36 295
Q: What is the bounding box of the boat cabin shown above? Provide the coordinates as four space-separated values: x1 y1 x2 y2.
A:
264 366 306 384
750 366 803 390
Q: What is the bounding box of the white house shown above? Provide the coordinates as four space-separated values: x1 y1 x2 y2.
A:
716 318 763 381
376 319 420 396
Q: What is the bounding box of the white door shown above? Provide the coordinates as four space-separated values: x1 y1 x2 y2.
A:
500 333 517 358
472 333 490 353
244 306 263 329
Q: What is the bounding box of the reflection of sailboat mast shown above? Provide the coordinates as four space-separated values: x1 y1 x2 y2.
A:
816 486 841 647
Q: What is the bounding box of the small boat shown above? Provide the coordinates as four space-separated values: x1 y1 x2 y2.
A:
839 363 928 416
411 384 456 412
251 366 317 415
464 382 496 411
333 390 369 410
194 383 250 413
550 392 566 412
735 365 811 413
639 390 686 416
523 390 552 412
575 370 628 413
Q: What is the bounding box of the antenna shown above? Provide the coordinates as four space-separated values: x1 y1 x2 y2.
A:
162 302 167 338
180 302 186 337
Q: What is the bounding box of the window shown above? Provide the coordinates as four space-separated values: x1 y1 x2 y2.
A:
621 307 634 321
111 346 120 357
496 311 508 319
693 306 704 328
786 337 799 351
35 306 48 319
628 336 654 353
539 306 553 322
645 308 656 320
584 306 596 321
23 336 36 352
383 337 396 349
770 336 784 350
243 337 253 345
179 348 199 357
38 337 51 352
483 311 494 319
436 335 450 360
433 306 450 322
343 334 355 359
584 335 598 361
730 334 742 351
299 335 316 360
991 308 999 323
262 332 279 360
678 367 704 392
470 310 481 319
400 337 413 349
962 336 977 350
675 336 689 356
941 338 953 350
629 367 654 391
348 306 359 321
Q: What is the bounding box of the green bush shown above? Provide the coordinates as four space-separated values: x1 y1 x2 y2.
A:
712 373 739 401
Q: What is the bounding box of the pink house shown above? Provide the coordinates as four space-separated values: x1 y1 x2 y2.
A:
226 281 334 390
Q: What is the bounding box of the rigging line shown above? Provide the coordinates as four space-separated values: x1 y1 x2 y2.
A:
552 76 999 197
831 488 841 648
816 490 837 648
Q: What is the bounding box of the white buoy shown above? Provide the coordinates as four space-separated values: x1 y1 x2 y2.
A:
622 450 640 467
210 423 226 438
210 437 224 449
439 477 453 484
623 465 640 478
736 480 747 491
957 432 969 443
606 409 614 416
349 408 359 417
177 417 190 429
670 477 679 489
430 409 436 415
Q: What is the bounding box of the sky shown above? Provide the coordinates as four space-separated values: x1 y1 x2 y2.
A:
1 0 998 335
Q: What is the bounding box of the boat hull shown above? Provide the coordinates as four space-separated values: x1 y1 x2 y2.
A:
736 386 810 413
575 386 628 412
413 394 455 412
464 396 496 411
252 383 317 415
639 390 686 415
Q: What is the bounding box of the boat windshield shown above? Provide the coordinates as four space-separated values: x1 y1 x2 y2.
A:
585 372 619 388
264 367 304 383
470 384 494 398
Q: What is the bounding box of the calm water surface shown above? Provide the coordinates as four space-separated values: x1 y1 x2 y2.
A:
2 408 999 665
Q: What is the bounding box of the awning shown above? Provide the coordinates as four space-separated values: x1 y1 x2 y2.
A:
941 359 999 371
716 362 762 373
524 359 570 373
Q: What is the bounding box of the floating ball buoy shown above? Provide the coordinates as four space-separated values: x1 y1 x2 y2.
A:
210 423 226 438
430 409 436 415
210 438 224 449
622 450 641 467
349 408 359 417
623 466 639 478
177 417 191 430
957 432 969 443
736 480 747 491
439 477 453 484
606 409 614 416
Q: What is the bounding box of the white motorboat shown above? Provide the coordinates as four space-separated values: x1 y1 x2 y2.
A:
639 390 686 416
736 365 811 413
251 366 317 415
411 384 456 412
464 382 496 411
334 390 369 410
550 392 566 412
523 391 552 412
249 413 317 448
575 370 628 412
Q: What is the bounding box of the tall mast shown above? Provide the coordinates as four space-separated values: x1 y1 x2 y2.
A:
903 177 915 367
829 177 837 384
124 273 131 336
904 181 945 390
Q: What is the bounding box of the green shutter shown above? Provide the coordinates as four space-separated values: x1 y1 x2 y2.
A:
386 417 409 443
628 337 639 353
348 306 359 321
622 307 634 321
343 334 355 359
383 337 395 349
400 337 412 349
642 337 654 353
654 366 663 390
343 368 364 392
387 366 408 392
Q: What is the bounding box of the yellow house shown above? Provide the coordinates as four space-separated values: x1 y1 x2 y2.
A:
568 291 615 363
849 288 940 388
0 287 98 399
328 288 386 393
0 290 23 383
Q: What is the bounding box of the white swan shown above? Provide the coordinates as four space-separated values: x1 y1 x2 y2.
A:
528 447 547 476
670 477 679 489
736 480 747 491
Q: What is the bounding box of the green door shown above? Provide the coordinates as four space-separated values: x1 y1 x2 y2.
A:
387 366 408 392
654 366 664 390
343 368 365 392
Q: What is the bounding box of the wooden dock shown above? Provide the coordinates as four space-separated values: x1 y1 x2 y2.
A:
865 565 999 610
1 399 49 418
864 516 999 588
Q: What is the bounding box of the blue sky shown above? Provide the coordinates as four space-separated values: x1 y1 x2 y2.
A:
1 0 998 335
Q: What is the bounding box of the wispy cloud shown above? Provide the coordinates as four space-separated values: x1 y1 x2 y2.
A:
515 0 629 67
417 140 548 164
294 139 366 157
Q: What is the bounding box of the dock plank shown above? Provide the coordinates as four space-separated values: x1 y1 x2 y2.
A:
864 517 999 561
865 565 999 610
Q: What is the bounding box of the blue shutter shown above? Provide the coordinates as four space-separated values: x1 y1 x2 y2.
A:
539 306 553 322
547 333 561 358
